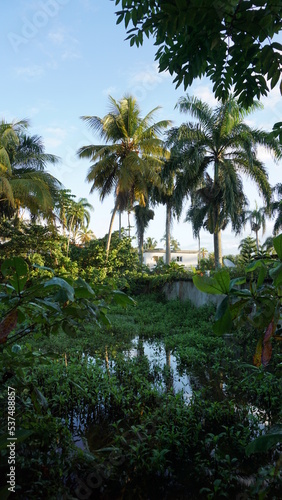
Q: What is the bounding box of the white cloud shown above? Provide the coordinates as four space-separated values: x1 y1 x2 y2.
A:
15 65 44 79
102 86 118 96
48 31 65 45
191 82 218 107
47 27 80 60
61 49 80 60
44 127 67 149
130 63 168 87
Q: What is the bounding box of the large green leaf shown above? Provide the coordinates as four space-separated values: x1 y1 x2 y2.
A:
245 260 265 273
1 257 28 293
246 426 282 456
193 269 230 295
44 277 74 302
273 233 282 259
213 296 232 335
75 277 95 299
112 290 136 307
269 262 282 286
229 276 246 290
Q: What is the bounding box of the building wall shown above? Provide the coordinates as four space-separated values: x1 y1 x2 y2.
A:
163 280 225 308
143 250 198 268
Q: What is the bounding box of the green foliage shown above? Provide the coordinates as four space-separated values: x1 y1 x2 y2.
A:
193 233 282 368
1 288 281 498
114 0 282 107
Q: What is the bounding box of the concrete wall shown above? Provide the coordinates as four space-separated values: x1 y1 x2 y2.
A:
163 280 225 308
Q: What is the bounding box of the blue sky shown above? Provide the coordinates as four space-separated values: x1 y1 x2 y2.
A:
1 0 281 254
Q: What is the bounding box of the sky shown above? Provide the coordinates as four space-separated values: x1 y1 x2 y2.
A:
1 0 281 255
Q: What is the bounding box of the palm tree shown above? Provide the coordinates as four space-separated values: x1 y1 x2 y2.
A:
151 155 186 265
176 95 281 268
77 95 171 259
0 119 60 222
144 237 158 250
134 203 154 264
271 183 282 235
78 227 96 246
186 171 248 264
244 203 269 251
54 189 76 235
66 197 94 255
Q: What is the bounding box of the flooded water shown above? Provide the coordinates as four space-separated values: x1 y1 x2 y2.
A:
127 336 193 401
72 337 194 451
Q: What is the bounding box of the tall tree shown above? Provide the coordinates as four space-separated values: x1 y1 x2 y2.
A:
54 189 76 235
272 183 282 235
238 236 258 264
176 95 281 268
151 157 184 265
66 197 93 255
144 236 158 250
0 120 60 223
78 227 96 246
244 203 269 251
77 94 171 259
134 203 154 264
114 1 282 108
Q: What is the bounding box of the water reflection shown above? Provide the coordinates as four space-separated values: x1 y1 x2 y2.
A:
127 337 193 401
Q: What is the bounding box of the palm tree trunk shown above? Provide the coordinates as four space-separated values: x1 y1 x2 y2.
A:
255 230 260 252
139 231 144 266
66 214 75 257
214 230 223 269
198 233 201 268
128 210 131 237
106 202 118 259
119 210 121 238
166 202 171 265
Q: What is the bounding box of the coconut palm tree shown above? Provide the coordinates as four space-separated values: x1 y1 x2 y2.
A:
0 119 60 223
176 95 281 268
271 183 282 235
66 197 94 255
134 203 154 264
77 95 171 259
151 155 186 264
243 203 269 251
186 171 248 263
78 227 96 246
54 189 76 235
144 237 158 250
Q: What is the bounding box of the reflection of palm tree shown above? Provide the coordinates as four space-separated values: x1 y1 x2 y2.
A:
176 95 280 267
77 95 171 259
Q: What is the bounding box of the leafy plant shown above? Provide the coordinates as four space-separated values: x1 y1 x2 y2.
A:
193 234 282 367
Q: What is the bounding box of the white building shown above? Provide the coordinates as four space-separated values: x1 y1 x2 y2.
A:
143 249 199 269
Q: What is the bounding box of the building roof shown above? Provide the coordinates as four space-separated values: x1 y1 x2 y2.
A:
144 249 198 254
